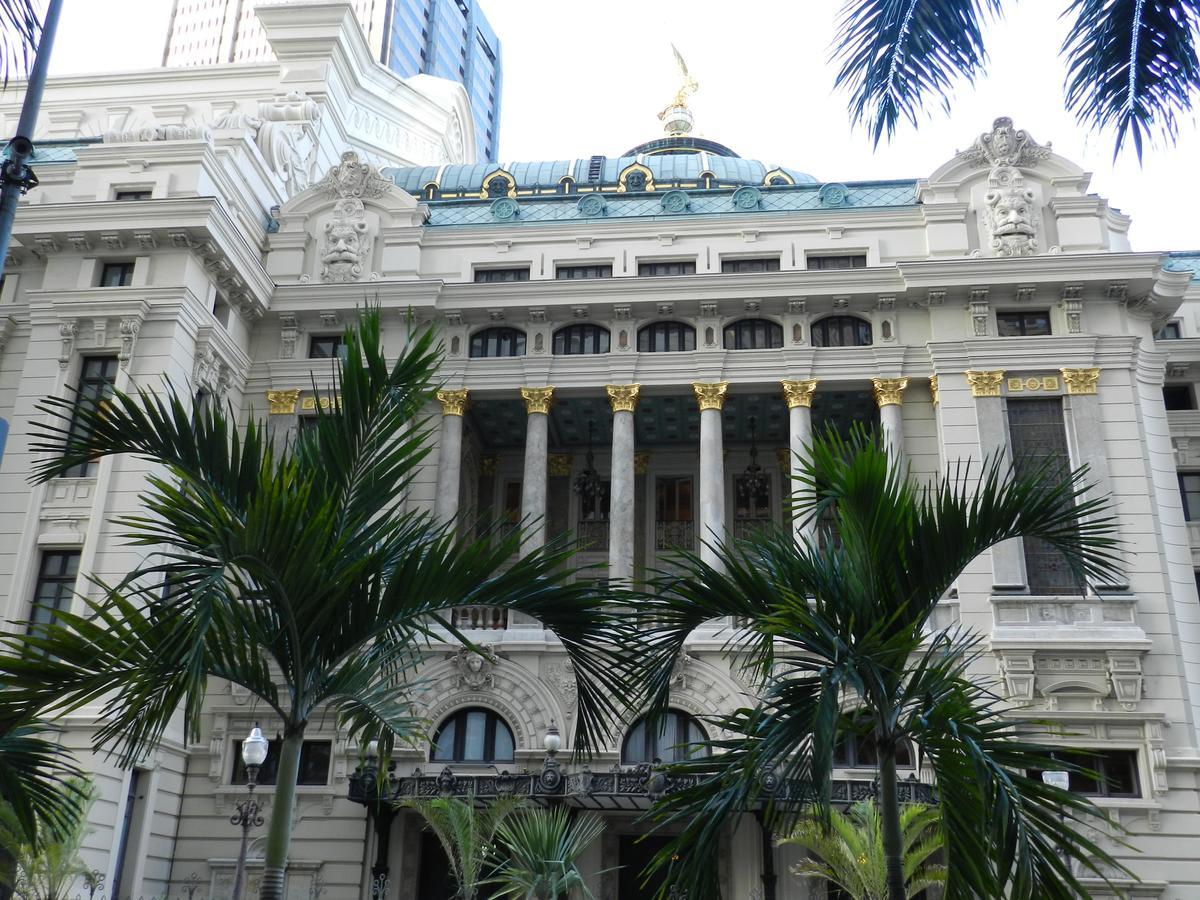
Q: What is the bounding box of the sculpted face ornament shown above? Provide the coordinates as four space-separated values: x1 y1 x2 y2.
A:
320 199 371 283
984 167 1038 257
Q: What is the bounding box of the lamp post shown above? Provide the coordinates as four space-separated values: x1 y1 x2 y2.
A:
231 724 270 900
1041 769 1071 873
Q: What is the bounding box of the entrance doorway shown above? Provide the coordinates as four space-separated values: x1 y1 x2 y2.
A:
617 834 672 899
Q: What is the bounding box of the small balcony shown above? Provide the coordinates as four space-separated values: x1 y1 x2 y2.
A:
451 606 508 630
655 520 695 551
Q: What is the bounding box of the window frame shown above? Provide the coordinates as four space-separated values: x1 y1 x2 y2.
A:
805 253 867 271
637 321 696 353
308 334 345 360
62 355 119 478
230 737 333 786
720 257 781 274
469 326 527 359
555 264 613 280
431 707 516 764
810 315 873 348
114 189 152 201
552 323 610 356
723 318 784 351
621 709 710 765
99 261 135 288
833 734 915 769
473 266 530 284
1155 320 1183 340
1031 749 1141 798
1180 472 1200 520
637 259 697 277
996 310 1053 337
27 550 81 635
1163 384 1196 411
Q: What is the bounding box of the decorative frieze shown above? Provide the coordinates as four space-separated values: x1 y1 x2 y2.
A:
965 369 1005 397
1061 367 1100 395
606 384 640 413
692 381 729 411
520 386 554 415
436 389 468 417
780 379 817 409
1008 375 1060 393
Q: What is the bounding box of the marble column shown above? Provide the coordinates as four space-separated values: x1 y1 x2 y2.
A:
781 379 818 543
519 386 554 556
693 382 729 568
433 389 468 525
872 377 908 470
606 384 640 585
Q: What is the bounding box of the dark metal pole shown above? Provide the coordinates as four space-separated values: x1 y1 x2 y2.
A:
369 807 395 899
0 0 64 271
757 812 777 900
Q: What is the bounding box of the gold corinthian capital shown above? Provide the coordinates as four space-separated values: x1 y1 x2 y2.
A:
267 389 300 415
436 389 469 416
965 370 1005 398
606 383 641 413
780 379 818 409
520 386 555 414
872 377 908 408
1061 367 1100 395
692 381 729 411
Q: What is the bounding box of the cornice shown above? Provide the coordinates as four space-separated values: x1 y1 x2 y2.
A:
926 335 1139 373
26 287 202 325
270 280 444 311
897 252 1170 287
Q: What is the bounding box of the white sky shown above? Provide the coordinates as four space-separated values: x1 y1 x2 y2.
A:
47 0 1200 252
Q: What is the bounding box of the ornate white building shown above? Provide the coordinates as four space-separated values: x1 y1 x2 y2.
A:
2 3 1200 898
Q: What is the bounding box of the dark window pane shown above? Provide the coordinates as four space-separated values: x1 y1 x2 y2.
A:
309 335 344 359
474 267 529 283
721 257 780 274
1032 750 1140 798
811 316 872 348
231 739 332 786
1156 321 1183 340
638 321 695 352
27 551 80 633
99 262 134 287
807 254 866 270
1180 473 1200 520
723 318 783 350
556 264 612 279
469 327 526 358
62 356 119 477
997 311 1052 337
553 324 610 355
638 260 696 277
1007 398 1083 594
430 708 515 763
1164 384 1195 410
621 710 709 764
114 190 152 201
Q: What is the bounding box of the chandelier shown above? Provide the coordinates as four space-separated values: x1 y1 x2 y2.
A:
573 419 603 501
736 415 769 506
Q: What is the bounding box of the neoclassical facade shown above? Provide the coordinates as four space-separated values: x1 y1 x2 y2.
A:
2 5 1200 897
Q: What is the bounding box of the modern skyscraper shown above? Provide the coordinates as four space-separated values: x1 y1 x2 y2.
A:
162 0 502 161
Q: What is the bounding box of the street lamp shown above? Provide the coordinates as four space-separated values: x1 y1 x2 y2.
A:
1041 769 1071 873
231 724 270 900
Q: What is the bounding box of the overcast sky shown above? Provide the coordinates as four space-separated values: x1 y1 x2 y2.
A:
47 0 1199 252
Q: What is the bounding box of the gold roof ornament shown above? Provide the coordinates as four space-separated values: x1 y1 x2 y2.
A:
659 43 699 137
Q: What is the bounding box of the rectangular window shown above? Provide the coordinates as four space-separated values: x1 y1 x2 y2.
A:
577 481 610 550
28 551 80 634
62 355 119 477
1155 321 1183 340
721 257 780 274
806 254 866 270
1032 750 1140 798
474 267 530 283
99 262 135 287
1006 398 1083 594
114 190 152 201
1164 384 1196 411
556 264 613 280
1179 473 1200 520
997 310 1052 336
231 738 332 786
655 476 695 550
308 335 344 359
638 260 696 277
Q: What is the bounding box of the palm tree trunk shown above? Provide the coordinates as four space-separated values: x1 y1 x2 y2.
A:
877 746 906 900
260 730 304 900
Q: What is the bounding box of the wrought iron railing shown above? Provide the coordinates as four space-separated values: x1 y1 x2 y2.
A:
655 520 695 551
576 518 609 551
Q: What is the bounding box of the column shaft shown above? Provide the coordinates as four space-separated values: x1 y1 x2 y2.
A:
694 382 729 568
872 378 908 471
782 380 817 543
433 390 468 525
520 387 554 556
606 385 640 584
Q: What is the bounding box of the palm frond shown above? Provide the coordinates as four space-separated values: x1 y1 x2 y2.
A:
1063 0 1200 159
399 796 524 899
486 806 605 900
0 716 88 849
832 0 1003 145
0 0 39 89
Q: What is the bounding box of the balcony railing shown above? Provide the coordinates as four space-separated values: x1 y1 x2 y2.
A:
655 520 695 551
731 516 772 541
451 606 508 630
576 518 609 551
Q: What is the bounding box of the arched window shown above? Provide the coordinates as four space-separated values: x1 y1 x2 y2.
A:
637 321 696 353
833 734 914 768
723 318 783 350
469 327 526 358
811 316 872 348
621 709 709 764
431 707 515 763
553 323 610 355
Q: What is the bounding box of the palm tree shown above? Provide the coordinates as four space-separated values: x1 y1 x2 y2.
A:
629 430 1132 900
0 778 96 900
486 806 605 900
0 0 39 88
399 796 525 899
780 800 945 900
0 310 627 900
832 0 1200 158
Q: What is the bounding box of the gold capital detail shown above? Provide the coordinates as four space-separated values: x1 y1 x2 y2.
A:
480 454 498 476
781 379 818 409
965 370 1005 398
521 386 555 414
872 377 908 408
267 389 300 415
437 388 469 416
548 453 573 477
692 381 729 411
929 376 939 407
634 451 651 475
776 447 791 472
606 383 641 413
1061 367 1100 395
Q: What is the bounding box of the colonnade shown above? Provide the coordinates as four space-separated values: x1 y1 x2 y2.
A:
433 378 910 580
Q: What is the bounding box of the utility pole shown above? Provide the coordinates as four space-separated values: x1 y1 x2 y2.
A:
0 0 64 271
